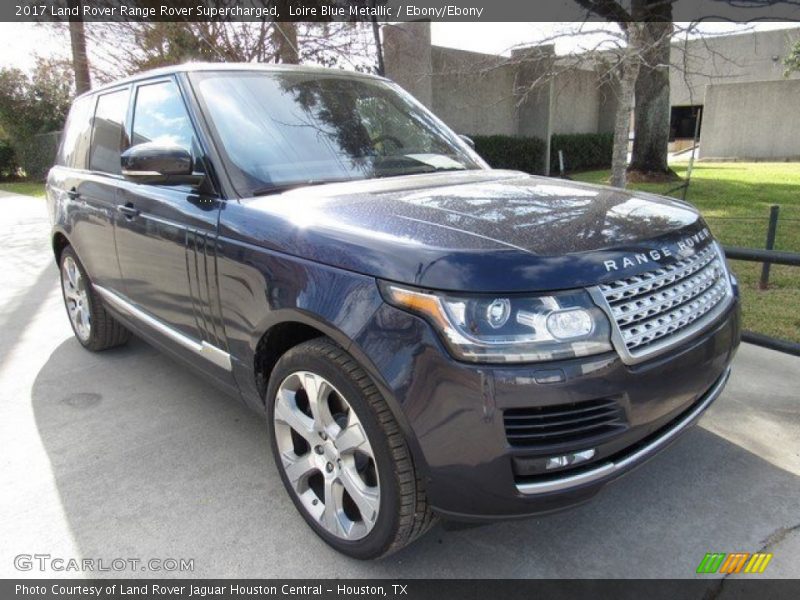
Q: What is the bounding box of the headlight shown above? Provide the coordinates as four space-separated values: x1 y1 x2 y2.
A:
379 282 613 363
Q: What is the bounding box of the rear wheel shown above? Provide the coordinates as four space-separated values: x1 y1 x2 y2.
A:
266 338 435 559
59 245 130 351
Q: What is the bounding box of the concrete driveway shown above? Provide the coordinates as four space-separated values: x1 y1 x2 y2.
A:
1 192 798 579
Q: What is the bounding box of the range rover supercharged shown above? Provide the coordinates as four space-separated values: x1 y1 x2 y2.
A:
47 64 740 559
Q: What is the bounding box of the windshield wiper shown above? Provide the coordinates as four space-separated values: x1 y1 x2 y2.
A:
250 178 355 197
374 165 468 179
427 166 467 172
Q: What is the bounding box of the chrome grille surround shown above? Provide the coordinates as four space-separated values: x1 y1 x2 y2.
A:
590 242 734 365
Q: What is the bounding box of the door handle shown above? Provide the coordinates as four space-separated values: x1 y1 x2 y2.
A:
67 188 80 200
117 203 140 219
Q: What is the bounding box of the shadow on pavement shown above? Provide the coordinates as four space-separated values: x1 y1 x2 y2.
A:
31 337 800 578
0 214 60 367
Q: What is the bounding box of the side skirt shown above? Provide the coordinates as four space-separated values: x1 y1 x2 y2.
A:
94 285 232 372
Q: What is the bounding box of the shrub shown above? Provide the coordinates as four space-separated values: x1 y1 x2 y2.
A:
0 139 17 180
16 131 60 182
471 134 547 175
550 133 614 173
0 59 72 181
0 60 72 142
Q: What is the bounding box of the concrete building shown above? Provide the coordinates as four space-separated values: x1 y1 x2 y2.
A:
671 28 800 159
384 23 800 167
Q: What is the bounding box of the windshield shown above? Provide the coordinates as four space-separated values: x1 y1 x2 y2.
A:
190 70 483 196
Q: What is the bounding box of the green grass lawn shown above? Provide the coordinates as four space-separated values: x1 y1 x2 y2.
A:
573 163 800 343
0 181 46 197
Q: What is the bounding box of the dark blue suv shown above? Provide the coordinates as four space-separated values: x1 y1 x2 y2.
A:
47 64 740 559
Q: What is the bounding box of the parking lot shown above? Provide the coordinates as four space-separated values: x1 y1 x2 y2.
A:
1 192 798 579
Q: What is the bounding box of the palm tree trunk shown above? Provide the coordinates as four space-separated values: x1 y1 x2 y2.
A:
68 16 91 94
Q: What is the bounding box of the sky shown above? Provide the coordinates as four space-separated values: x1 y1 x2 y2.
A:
0 21 798 74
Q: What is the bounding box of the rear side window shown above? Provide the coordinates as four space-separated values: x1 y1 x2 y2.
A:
89 88 130 175
132 80 196 153
58 95 94 170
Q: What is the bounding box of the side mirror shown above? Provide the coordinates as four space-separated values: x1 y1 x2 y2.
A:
121 143 202 186
459 134 475 149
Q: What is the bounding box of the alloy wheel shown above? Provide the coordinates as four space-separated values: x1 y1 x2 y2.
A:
62 255 91 342
273 371 380 541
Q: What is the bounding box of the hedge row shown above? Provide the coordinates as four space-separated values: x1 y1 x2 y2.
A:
471 132 614 175
471 134 547 175
0 139 16 180
16 131 61 182
0 132 60 181
550 133 614 173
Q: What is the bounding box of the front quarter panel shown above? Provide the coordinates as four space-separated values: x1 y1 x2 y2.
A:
217 202 438 478
216 204 385 413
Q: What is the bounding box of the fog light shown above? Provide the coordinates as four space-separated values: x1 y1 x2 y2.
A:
545 449 596 470
546 308 593 339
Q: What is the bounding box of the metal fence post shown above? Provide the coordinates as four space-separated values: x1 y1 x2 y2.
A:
759 205 780 290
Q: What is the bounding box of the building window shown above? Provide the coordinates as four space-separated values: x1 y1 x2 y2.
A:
670 105 703 141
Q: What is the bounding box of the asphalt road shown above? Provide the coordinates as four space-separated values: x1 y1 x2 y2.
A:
1 192 798 579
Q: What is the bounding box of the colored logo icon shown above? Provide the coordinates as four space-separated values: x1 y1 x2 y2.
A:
696 552 773 574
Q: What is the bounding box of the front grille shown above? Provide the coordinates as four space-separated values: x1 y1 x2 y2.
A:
504 398 627 449
598 243 732 360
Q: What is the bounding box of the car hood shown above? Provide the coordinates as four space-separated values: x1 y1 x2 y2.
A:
223 170 713 293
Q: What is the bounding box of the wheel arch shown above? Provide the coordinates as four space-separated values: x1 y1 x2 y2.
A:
52 229 71 265
253 319 328 400
251 311 431 482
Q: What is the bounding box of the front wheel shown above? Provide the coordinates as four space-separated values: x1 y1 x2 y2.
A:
266 338 435 559
59 245 130 351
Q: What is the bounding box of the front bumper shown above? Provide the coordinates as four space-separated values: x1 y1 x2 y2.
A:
514 366 729 496
352 298 740 521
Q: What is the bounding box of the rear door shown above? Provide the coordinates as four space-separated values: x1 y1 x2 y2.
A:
50 89 129 292
112 77 229 372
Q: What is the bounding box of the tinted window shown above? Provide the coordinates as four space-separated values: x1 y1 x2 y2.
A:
89 89 129 174
59 95 95 170
132 80 196 152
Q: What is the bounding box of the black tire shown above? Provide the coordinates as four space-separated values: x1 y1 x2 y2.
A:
266 338 436 559
59 245 131 352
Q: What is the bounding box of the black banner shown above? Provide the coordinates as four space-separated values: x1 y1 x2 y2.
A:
3 0 800 22
5 580 800 600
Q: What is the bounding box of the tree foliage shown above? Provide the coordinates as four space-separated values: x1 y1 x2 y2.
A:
0 59 73 180
785 39 800 76
0 139 17 180
0 58 73 142
79 22 377 83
